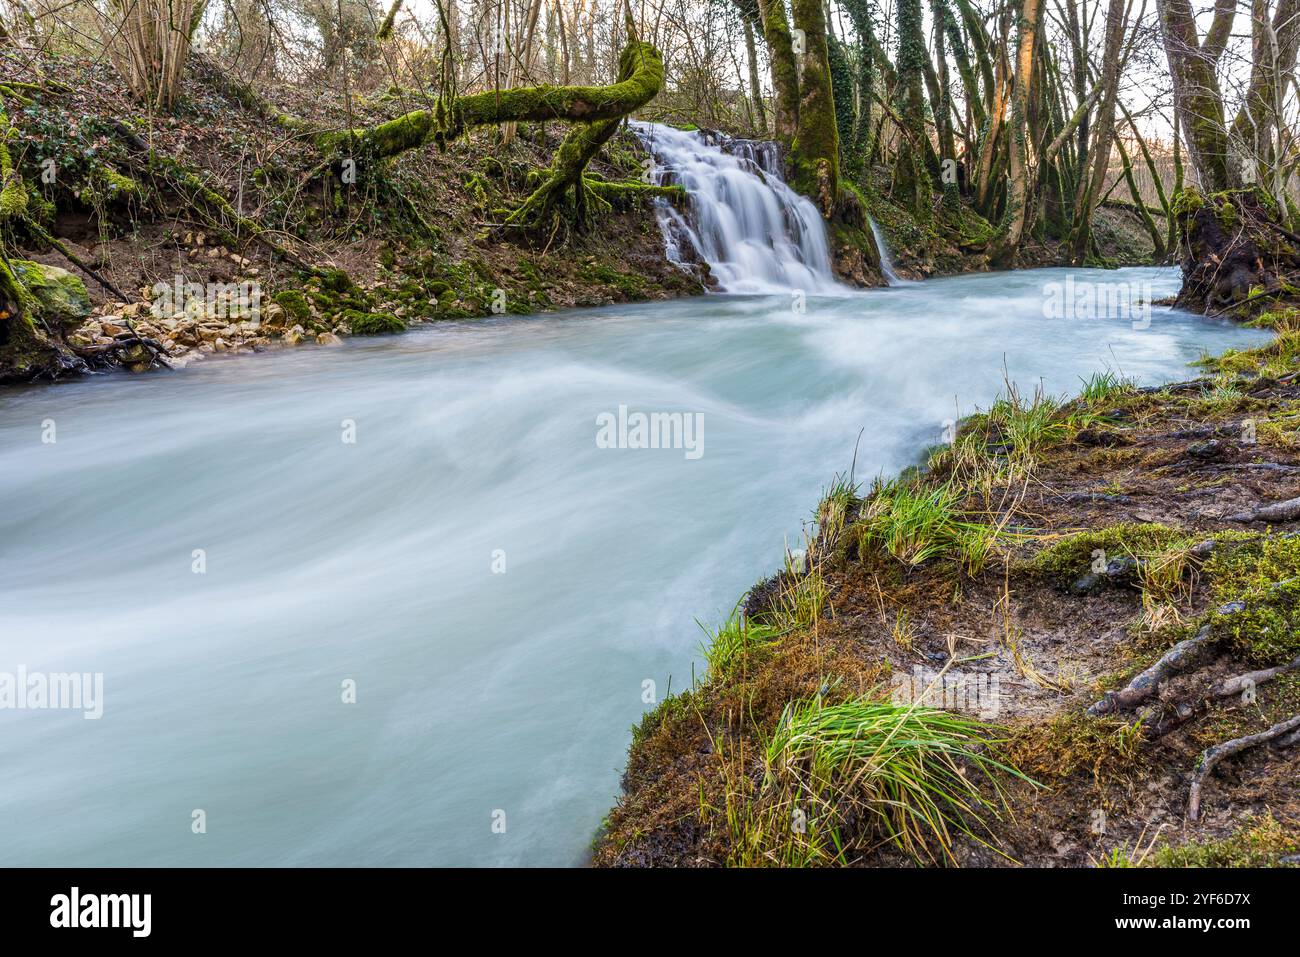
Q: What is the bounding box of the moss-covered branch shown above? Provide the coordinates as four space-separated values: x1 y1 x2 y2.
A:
323 39 665 160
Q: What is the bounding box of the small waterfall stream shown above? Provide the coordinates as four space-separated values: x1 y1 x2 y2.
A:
868 217 903 285
630 121 841 294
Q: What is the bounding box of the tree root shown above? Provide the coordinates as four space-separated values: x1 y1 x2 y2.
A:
1187 713 1300 821
23 219 130 301
1146 655 1300 738
1087 623 1221 717
70 327 172 372
1229 495 1300 523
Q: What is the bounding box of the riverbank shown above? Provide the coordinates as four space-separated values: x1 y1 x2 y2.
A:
594 308 1300 868
0 49 705 383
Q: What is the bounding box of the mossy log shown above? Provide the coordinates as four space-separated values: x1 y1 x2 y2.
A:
322 40 664 160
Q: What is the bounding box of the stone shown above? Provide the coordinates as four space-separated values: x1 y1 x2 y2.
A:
9 261 92 332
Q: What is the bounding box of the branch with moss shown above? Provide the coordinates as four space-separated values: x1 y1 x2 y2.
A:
320 39 664 160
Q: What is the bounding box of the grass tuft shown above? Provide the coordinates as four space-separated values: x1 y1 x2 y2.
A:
763 692 1029 864
854 477 1002 575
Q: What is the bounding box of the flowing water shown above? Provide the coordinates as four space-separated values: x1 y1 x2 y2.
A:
869 217 904 285
0 127 1271 867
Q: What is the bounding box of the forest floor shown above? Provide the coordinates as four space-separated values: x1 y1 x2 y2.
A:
4 47 1160 382
594 312 1300 868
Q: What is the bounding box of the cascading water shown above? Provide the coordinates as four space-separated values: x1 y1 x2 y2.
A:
630 121 842 294
868 217 903 285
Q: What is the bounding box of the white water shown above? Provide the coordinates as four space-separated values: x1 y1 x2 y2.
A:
869 216 904 285
0 129 1272 868
631 121 841 294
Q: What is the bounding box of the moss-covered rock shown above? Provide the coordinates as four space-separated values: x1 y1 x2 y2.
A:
344 309 405 335
10 260 91 331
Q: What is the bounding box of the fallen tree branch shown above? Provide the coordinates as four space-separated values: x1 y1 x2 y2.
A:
321 40 665 159
1187 713 1300 821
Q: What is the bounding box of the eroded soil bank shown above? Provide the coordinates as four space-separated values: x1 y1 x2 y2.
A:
595 312 1300 868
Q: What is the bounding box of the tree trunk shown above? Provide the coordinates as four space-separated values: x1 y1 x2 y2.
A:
1069 0 1126 262
790 0 839 215
1156 0 1234 191
988 0 1042 265
742 14 767 135
892 0 929 219
755 0 800 145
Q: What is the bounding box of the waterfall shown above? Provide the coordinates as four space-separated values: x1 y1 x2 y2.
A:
868 216 902 286
630 121 841 295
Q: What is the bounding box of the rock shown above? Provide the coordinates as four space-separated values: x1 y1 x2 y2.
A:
1188 438 1229 461
283 330 304 346
316 332 343 346
100 320 127 337
9 261 92 332
213 338 228 352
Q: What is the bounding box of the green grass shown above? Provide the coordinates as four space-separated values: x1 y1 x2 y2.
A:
855 477 1002 574
701 607 783 682
1026 523 1192 589
768 554 830 632
816 472 859 550
1079 368 1137 405
763 694 1029 864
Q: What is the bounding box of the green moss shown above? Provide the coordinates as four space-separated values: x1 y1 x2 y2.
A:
1204 533 1300 663
272 290 312 324
1170 187 1204 218
343 309 405 335
9 260 90 330
1145 815 1299 868
1025 523 1189 586
317 268 356 295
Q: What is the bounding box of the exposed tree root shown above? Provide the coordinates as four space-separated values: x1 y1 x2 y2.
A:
1087 623 1220 717
1174 186 1300 313
23 219 130 301
70 321 172 372
1230 494 1300 523
1146 656 1300 737
1187 713 1300 821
